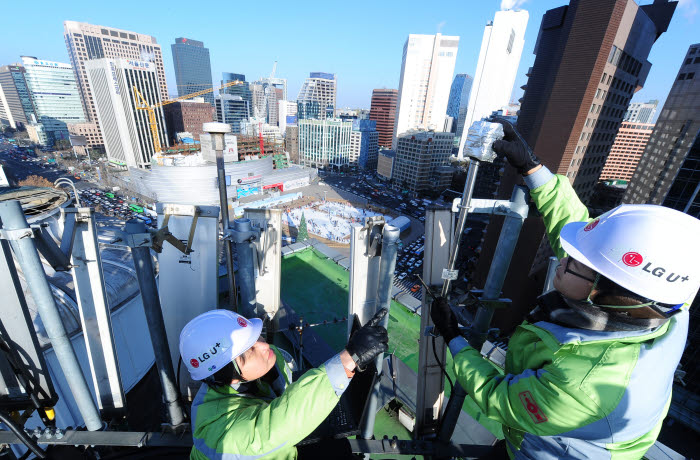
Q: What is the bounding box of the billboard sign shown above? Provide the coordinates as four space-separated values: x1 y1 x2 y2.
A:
237 174 262 184
236 186 259 198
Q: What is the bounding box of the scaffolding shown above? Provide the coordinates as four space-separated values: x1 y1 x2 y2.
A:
236 135 285 165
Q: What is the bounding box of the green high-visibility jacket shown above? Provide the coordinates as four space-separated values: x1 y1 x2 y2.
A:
449 168 689 460
190 346 352 459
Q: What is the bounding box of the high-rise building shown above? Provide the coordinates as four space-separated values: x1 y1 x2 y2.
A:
249 83 268 120
171 38 213 105
64 21 169 147
599 121 654 182
393 130 454 192
278 100 297 132
240 118 283 141
663 133 700 216
393 34 459 147
624 43 700 206
21 56 85 145
474 0 676 331
266 86 284 126
298 119 352 168
450 74 474 141
0 64 35 129
624 99 658 123
214 94 250 134
221 72 252 107
369 89 398 148
349 119 379 170
253 75 287 125
457 9 528 154
0 85 10 128
377 149 396 180
447 74 472 121
85 58 167 168
661 132 700 422
162 98 213 143
285 125 299 164
515 1 673 202
297 72 336 120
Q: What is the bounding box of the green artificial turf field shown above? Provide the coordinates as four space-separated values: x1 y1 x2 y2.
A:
280 248 503 439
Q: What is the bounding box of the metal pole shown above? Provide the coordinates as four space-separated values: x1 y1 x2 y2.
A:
232 218 258 318
360 224 400 440
437 185 528 443
471 186 528 344
0 200 102 431
203 122 238 311
125 219 185 426
441 159 479 297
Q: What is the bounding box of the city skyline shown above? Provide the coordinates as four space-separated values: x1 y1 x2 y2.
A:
1 0 698 116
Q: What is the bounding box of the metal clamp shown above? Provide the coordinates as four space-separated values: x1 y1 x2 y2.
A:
226 226 258 244
452 197 529 219
0 228 35 240
365 216 385 257
125 232 153 249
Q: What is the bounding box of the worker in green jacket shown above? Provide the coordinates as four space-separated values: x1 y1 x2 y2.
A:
431 119 700 459
179 308 388 459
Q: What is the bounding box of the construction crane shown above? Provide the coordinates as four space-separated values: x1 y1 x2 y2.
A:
258 121 265 156
133 80 244 155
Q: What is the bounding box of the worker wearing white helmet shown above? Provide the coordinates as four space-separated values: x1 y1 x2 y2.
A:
431 118 700 460
180 308 388 460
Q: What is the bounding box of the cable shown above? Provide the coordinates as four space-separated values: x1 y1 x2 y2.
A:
0 333 53 425
432 335 454 394
416 276 456 394
0 409 46 459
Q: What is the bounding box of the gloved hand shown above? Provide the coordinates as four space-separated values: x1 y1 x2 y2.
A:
346 309 389 371
490 117 541 175
430 297 460 343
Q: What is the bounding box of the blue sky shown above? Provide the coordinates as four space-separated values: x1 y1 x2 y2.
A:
1 0 698 112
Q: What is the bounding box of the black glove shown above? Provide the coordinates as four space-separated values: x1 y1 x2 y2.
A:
430 297 460 343
490 117 541 175
346 309 389 371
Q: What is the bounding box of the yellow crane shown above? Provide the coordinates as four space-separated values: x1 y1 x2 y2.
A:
132 80 244 155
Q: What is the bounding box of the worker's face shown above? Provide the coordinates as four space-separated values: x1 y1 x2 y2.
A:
233 336 277 383
553 256 597 301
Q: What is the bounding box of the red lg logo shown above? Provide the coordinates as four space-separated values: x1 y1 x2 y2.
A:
622 252 643 267
519 391 548 424
190 359 199 368
584 219 599 232
237 317 247 328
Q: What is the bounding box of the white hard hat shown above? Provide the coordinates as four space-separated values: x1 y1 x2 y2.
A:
179 310 263 381
560 204 700 305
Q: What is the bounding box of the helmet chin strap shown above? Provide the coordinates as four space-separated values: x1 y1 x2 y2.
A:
533 290 669 332
231 359 247 383
585 272 684 318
